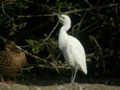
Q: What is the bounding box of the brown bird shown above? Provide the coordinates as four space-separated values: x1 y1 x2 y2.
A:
0 41 27 82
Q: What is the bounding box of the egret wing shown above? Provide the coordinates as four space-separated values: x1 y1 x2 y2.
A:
66 36 87 74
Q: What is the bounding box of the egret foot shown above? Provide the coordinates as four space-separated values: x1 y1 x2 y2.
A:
71 83 84 90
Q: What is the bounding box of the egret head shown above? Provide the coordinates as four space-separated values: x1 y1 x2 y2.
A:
58 14 71 27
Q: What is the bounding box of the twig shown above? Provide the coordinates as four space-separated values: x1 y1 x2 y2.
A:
87 53 95 58
71 12 87 32
16 45 47 63
89 35 106 72
24 63 70 71
0 36 7 42
79 22 98 33
18 13 58 18
44 20 59 41
1 0 10 19
84 0 93 7
89 35 102 51
0 35 46 63
17 3 119 18
65 3 119 14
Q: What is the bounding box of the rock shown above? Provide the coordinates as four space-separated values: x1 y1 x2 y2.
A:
29 86 42 90
10 84 29 90
0 83 11 90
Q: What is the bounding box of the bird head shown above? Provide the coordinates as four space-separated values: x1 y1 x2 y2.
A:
58 14 71 26
5 41 21 53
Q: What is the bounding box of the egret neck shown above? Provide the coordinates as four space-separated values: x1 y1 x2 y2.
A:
58 19 71 49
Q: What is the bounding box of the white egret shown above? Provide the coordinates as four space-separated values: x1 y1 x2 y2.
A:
58 14 87 83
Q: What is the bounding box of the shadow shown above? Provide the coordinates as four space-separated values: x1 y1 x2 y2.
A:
15 67 120 87
16 67 70 86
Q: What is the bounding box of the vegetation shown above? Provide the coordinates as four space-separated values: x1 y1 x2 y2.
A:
0 0 120 77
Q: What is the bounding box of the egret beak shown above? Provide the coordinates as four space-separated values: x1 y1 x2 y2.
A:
57 14 61 18
57 14 63 24
57 14 61 20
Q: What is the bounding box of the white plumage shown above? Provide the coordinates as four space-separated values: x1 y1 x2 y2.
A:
58 14 87 83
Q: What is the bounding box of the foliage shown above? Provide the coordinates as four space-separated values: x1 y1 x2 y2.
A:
0 0 120 77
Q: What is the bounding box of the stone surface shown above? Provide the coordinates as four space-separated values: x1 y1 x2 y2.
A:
0 83 11 90
0 82 120 90
10 84 29 90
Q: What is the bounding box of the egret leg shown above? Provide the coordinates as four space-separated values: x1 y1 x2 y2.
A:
71 67 78 83
71 68 74 82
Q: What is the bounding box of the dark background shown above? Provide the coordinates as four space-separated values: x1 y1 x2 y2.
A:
0 0 120 79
